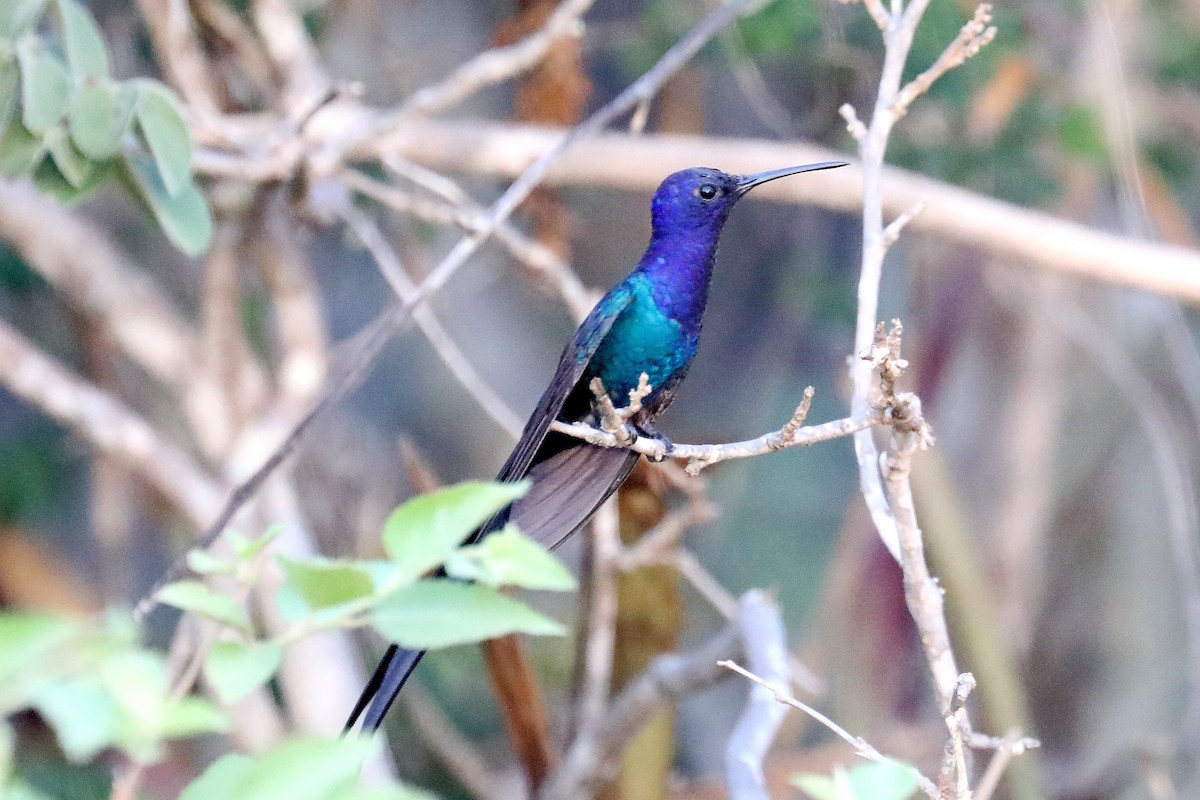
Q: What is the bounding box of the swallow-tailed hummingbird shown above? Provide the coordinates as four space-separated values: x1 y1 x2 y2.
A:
346 160 848 732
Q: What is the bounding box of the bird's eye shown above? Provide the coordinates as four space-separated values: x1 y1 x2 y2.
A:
697 183 718 200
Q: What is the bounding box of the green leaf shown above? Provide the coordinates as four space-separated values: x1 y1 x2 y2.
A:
445 524 576 591
372 580 564 650
45 125 91 187
0 614 74 686
186 548 235 576
133 79 191 196
0 721 14 786
68 81 135 159
124 152 212 256
279 558 375 610
229 525 283 561
204 641 282 704
16 38 70 133
161 696 229 737
791 763 919 800
181 754 254 800
30 151 108 203
341 786 440 800
55 0 108 80
0 0 49 39
32 678 120 762
0 118 43 177
0 63 19 140
233 737 373 800
156 580 249 631
382 481 529 579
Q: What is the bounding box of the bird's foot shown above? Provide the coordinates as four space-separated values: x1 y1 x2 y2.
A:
634 423 675 462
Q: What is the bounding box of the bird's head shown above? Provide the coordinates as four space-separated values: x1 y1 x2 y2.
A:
649 162 848 236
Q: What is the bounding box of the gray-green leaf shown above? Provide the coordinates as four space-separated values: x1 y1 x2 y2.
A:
0 64 19 140
0 0 49 39
0 118 43 177
124 152 212 256
69 81 134 159
382 481 528 580
372 580 564 650
133 80 191 196
16 38 70 133
204 642 283 704
55 0 108 81
45 125 91 187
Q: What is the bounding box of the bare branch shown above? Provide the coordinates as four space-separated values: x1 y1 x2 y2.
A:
719 660 939 799
542 624 742 800
893 5 998 118
0 319 223 529
336 197 524 438
396 0 594 118
725 592 791 800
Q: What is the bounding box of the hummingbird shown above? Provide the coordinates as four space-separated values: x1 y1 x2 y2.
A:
346 160 848 733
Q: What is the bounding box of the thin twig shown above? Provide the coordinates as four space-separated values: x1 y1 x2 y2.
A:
719 660 939 800
396 0 594 118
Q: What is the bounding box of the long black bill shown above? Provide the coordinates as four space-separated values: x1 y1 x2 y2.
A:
734 160 849 196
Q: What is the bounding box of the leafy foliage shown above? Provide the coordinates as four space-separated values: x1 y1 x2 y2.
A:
0 481 576 798
0 0 211 254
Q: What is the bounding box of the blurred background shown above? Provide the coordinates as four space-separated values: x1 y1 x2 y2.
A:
2 0 1200 798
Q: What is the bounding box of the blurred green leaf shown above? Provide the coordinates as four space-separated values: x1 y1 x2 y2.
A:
180 754 253 800
30 150 109 203
0 614 73 687
227 737 372 800
161 696 228 738
279 558 375 610
45 125 91 187
97 650 167 733
0 63 19 139
204 641 282 704
186 548 235 576
445 524 576 591
31 678 120 762
372 580 564 649
341 787 440 800
133 79 191 196
16 38 69 133
124 152 212 256
156 580 249 631
68 82 134 159
381 481 528 579
228 525 282 562
1058 104 1107 164
55 0 108 81
791 762 919 800
0 721 13 786
0 0 49 39
0 117 43 177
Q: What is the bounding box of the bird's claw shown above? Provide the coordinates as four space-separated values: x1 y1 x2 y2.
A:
635 424 675 462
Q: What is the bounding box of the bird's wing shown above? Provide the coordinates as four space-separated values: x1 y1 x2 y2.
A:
496 282 633 483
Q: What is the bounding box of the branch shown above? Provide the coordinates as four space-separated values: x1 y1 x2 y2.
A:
0 182 197 390
0 319 223 529
720 660 939 800
725 591 791 800
395 0 594 118
541 623 742 800
320 119 1200 304
893 5 998 118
